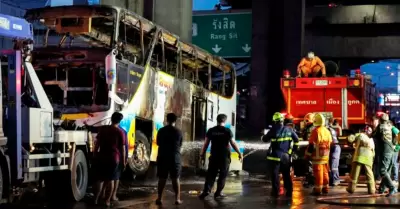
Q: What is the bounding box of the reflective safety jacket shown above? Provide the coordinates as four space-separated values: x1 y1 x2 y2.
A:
302 124 314 141
263 124 299 162
375 123 395 153
352 133 375 167
305 126 332 164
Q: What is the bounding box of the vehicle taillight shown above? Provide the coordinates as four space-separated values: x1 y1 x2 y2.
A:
282 79 295 88
348 78 361 87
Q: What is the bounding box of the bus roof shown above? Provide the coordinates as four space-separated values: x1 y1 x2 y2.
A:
25 5 234 73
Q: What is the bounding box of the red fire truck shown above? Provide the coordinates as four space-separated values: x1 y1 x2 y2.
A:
281 71 379 173
280 73 378 135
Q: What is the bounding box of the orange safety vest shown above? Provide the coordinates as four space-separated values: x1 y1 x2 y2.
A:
305 126 332 164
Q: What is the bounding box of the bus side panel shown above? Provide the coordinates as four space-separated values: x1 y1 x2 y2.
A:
150 72 193 164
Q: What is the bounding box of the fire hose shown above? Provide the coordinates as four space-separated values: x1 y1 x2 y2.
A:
316 193 400 207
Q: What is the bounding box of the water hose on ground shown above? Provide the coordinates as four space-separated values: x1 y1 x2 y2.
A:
316 193 400 207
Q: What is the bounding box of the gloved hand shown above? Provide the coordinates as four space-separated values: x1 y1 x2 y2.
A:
292 153 298 161
395 144 400 152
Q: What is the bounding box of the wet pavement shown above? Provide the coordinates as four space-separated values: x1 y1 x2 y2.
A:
3 175 400 209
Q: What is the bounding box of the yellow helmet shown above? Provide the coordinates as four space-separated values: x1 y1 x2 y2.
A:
313 113 325 127
272 112 284 122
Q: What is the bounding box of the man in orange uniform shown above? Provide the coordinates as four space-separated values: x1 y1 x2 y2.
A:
297 51 326 77
305 113 332 195
302 113 315 188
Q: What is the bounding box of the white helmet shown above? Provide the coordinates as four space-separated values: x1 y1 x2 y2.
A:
307 51 315 59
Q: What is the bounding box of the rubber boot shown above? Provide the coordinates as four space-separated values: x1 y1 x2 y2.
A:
346 182 354 194
386 188 398 197
367 183 376 195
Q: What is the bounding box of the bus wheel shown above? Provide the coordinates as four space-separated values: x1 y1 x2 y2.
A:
70 150 88 201
130 131 150 176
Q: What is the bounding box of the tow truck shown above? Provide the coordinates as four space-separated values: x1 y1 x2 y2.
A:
280 68 378 173
0 14 90 202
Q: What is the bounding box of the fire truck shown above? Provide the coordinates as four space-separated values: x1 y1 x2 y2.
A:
280 69 379 173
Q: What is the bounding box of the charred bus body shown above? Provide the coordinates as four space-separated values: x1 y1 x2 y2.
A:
0 5 239 202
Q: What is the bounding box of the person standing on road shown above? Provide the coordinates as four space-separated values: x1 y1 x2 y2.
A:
329 118 342 137
375 113 397 196
263 112 299 197
327 118 341 186
94 112 126 207
346 126 375 194
199 114 243 199
305 113 332 196
155 113 183 205
371 116 381 184
283 113 295 129
302 113 315 188
389 121 400 186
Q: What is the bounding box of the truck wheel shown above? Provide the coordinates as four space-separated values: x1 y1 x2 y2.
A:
129 131 150 176
70 150 88 201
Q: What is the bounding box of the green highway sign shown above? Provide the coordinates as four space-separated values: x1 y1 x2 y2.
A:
192 12 252 58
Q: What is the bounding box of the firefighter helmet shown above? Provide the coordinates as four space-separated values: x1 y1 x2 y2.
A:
304 113 315 124
284 113 294 124
285 113 294 120
380 113 389 121
313 113 325 127
272 112 284 122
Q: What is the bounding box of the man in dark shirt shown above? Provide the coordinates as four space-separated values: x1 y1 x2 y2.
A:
199 114 243 199
155 113 183 205
94 112 126 206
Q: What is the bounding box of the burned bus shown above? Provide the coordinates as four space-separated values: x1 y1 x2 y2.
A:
24 4 237 198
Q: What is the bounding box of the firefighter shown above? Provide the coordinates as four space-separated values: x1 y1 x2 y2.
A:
263 112 299 197
329 118 342 136
375 113 398 196
284 113 294 128
371 116 381 184
284 113 299 177
305 113 332 195
346 126 375 194
326 118 341 186
302 113 315 188
302 113 315 140
297 51 326 77
389 121 400 186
